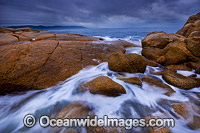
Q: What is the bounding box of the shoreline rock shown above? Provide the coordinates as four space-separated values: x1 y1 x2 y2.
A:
108 52 147 73
0 27 136 94
80 76 126 97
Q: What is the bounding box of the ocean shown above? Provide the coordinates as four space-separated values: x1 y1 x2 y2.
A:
41 26 180 44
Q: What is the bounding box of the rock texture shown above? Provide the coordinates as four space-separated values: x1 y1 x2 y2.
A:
80 76 126 97
56 102 91 119
177 12 200 37
162 71 200 90
142 13 200 67
0 28 132 94
0 33 19 45
142 31 183 49
118 77 142 86
171 102 200 130
108 53 147 73
142 76 175 96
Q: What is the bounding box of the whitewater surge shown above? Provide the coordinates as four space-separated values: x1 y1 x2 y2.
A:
0 37 199 133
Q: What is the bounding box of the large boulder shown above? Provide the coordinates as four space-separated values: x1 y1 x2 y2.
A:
156 44 188 65
142 31 184 49
80 76 126 97
162 71 200 90
142 37 200 65
142 47 163 61
0 38 126 94
108 53 147 73
177 12 200 37
185 36 200 57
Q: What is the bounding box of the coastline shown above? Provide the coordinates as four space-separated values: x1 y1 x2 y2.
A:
0 12 200 132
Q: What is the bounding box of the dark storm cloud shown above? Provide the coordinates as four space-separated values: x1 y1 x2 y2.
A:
0 0 199 27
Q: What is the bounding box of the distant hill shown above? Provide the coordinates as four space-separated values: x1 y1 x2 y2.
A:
7 25 86 30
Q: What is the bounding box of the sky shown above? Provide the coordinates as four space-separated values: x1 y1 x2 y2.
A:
0 0 199 28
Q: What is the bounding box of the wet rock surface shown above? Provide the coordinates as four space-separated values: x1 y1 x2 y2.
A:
0 30 128 94
118 77 142 86
142 31 184 49
142 76 175 96
80 76 126 97
56 102 91 119
108 52 147 73
171 102 200 130
162 71 200 90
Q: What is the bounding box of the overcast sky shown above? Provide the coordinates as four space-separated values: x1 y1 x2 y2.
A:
0 0 199 28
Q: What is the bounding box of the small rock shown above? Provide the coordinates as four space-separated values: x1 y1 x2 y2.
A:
118 77 142 86
153 127 172 133
142 76 175 96
162 71 200 90
147 60 158 67
171 102 200 121
56 102 91 119
81 76 126 97
166 65 192 71
53 102 91 133
187 115 200 130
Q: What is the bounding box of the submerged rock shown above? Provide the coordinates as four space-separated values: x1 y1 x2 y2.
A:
56 102 91 119
162 71 200 90
142 47 163 62
108 53 147 73
80 76 126 97
145 113 171 133
142 76 175 96
53 102 91 133
187 115 200 130
171 102 200 130
153 127 172 133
